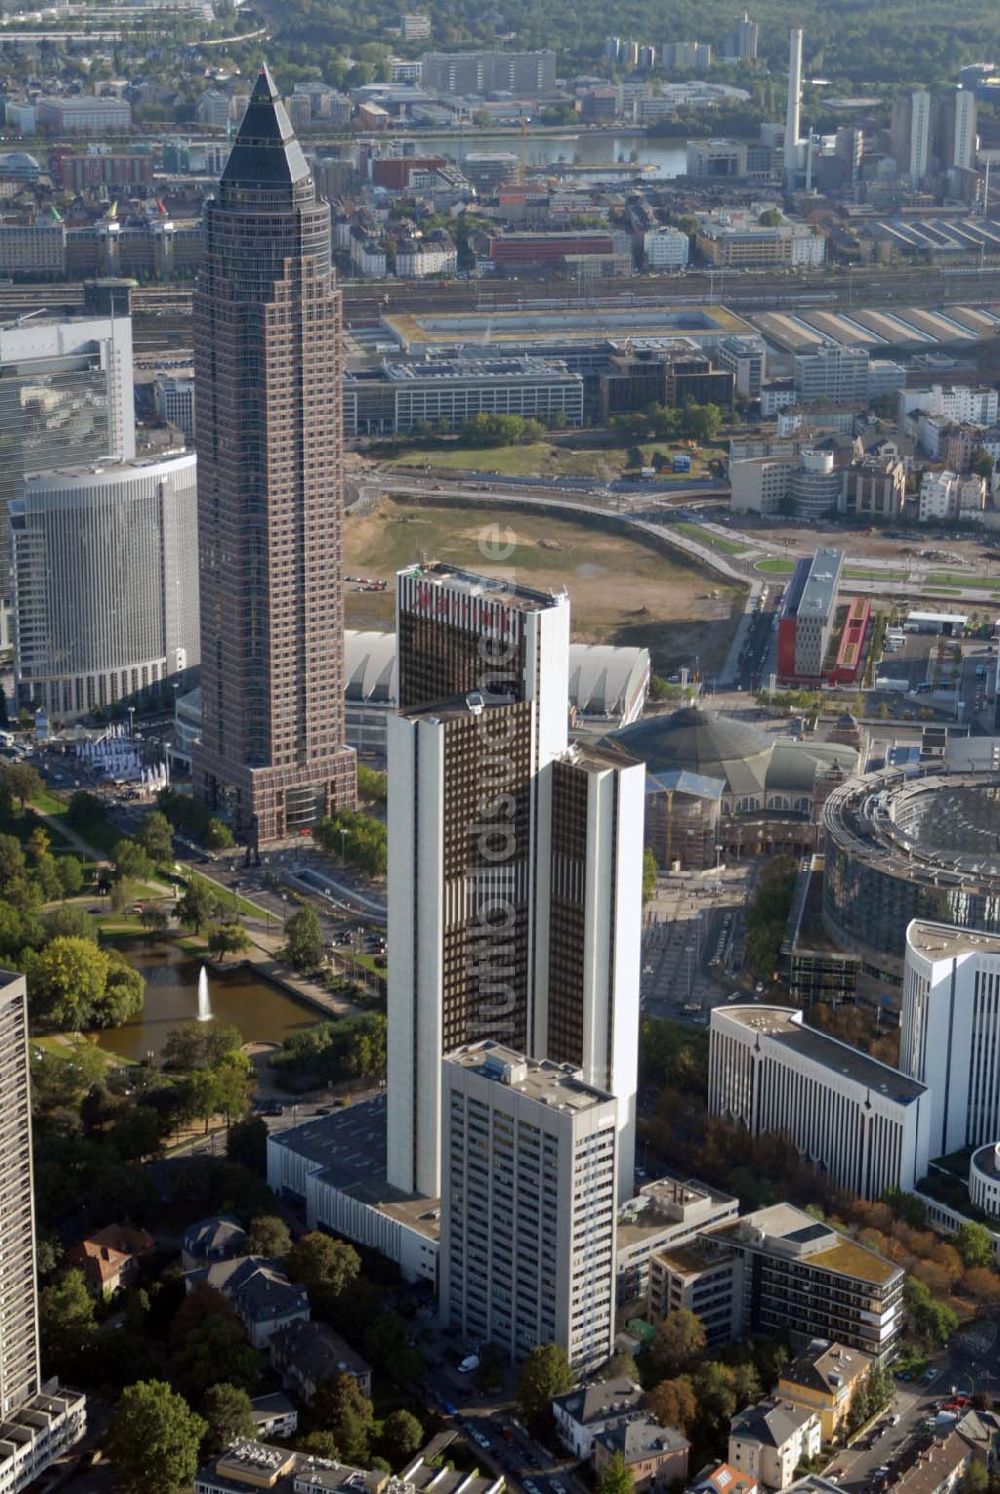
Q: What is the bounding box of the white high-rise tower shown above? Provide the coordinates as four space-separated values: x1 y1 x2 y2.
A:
784 28 803 192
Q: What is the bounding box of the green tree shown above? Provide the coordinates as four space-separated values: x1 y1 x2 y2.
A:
758 207 783 227
2 760 41 809
227 1115 268 1173
284 904 325 972
691 1361 737 1438
66 791 107 834
357 764 388 803
364 1312 423 1385
28 936 111 1028
517 1343 574 1421
207 921 252 962
107 1380 206 1494
97 953 145 1026
56 854 85 898
44 903 96 941
201 1382 256 1455
113 837 154 885
177 879 221 933
954 1221 994 1268
380 1409 424 1466
246 1214 292 1257
730 1361 762 1408
141 904 170 940
39 1268 96 1374
139 811 174 864
313 1373 375 1464
112 1104 164 1161
0 832 26 886
596 1452 633 1494
172 1310 260 1398
207 818 235 850
642 847 658 903
651 1308 707 1377
286 1232 361 1298
905 1277 959 1348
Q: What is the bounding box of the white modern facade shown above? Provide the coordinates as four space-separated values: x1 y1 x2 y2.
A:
0 972 86 1492
387 563 641 1203
439 1043 617 1369
969 1143 1000 1220
901 921 1000 1158
784 29 803 192
899 384 999 426
12 450 199 719
793 344 870 405
909 89 932 180
953 86 978 170
643 226 690 269
709 1005 931 1199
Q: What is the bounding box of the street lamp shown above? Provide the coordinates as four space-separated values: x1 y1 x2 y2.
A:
127 705 135 738
339 827 348 862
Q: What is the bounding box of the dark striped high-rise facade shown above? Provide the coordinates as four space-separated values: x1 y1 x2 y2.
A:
386 563 642 1202
193 66 355 845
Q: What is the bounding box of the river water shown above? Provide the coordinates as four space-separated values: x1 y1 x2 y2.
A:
95 945 319 1061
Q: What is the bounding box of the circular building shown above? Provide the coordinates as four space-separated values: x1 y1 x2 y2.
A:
609 705 858 868
969 1144 1000 1221
823 767 1000 995
12 451 199 721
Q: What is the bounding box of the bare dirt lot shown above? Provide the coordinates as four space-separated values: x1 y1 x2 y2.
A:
343 497 746 676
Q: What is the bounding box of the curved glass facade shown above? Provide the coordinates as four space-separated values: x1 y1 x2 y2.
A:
12 451 199 719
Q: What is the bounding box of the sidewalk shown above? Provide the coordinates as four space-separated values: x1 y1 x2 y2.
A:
221 923 365 1023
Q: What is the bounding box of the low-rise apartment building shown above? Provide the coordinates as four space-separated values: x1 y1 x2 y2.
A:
728 1401 822 1492
776 1340 872 1443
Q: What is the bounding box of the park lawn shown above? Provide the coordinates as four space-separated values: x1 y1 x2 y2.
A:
385 441 626 481
31 1032 137 1068
30 786 66 816
844 567 907 581
929 572 1000 590
755 556 796 574
674 522 747 556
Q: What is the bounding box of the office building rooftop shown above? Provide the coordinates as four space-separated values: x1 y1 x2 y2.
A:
398 561 566 613
719 1006 927 1104
446 1042 614 1111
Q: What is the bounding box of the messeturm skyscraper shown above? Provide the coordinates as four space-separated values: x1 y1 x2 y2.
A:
193 66 355 845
